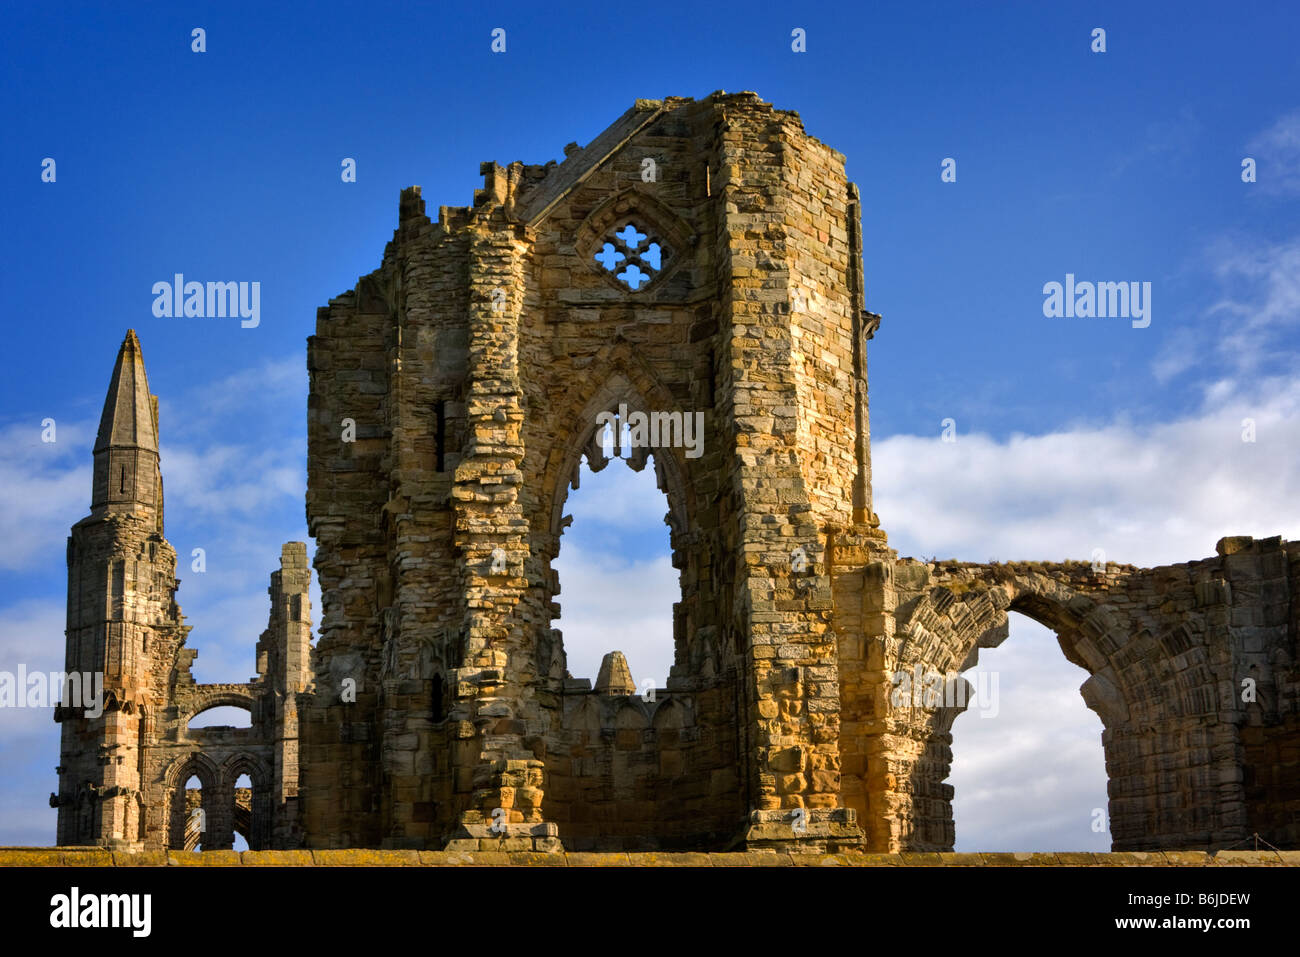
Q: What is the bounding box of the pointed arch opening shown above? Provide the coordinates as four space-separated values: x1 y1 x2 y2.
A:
232 773 253 851
551 446 676 690
947 611 1110 852
182 774 204 851
541 371 701 691
164 753 218 851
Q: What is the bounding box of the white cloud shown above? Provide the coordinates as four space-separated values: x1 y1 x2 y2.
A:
1246 109 1300 196
159 355 306 440
157 353 307 520
1155 235 1300 383
154 357 314 682
566 453 676 535
874 375 1300 569
1207 238 1300 370
0 355 308 572
950 617 1109 852
552 460 679 686
0 598 70 725
0 419 93 571
551 541 678 688
161 439 305 518
0 599 67 846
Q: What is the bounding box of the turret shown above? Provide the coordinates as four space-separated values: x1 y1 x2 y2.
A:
56 329 179 848
90 329 162 527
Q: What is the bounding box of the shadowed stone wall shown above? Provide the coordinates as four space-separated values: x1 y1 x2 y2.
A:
832 535 1300 852
61 95 1299 856
299 92 1300 853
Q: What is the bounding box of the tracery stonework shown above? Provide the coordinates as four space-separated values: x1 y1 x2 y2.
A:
57 93 1300 853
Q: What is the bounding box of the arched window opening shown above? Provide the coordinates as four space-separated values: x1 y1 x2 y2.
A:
551 449 676 691
949 612 1109 852
232 772 253 852
187 705 252 729
183 774 204 851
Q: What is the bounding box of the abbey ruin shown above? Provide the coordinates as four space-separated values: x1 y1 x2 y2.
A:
55 93 1300 855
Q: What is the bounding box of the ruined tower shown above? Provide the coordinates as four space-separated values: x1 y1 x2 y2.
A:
302 92 1300 854
56 329 180 847
55 330 314 851
302 92 883 852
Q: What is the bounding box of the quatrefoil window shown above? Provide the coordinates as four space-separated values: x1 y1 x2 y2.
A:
593 221 667 290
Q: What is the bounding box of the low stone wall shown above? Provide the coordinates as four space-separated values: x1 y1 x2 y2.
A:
2 848 1296 866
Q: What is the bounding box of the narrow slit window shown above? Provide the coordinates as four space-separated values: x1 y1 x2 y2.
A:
431 674 444 722
435 400 446 472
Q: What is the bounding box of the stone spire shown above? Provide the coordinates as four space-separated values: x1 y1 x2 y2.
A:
91 329 162 516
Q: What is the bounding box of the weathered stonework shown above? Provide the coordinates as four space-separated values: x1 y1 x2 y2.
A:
8 847 1298 867
839 542 1300 852
53 332 311 851
58 93 1300 855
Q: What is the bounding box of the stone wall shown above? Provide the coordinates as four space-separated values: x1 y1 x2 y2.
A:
302 93 874 852
6 847 1297 866
541 673 742 851
830 535 1300 852
60 95 1300 856
296 92 1300 854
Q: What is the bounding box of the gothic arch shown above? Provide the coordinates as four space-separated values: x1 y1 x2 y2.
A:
220 752 271 850
536 348 702 681
880 563 1233 851
567 695 603 732
542 352 695 553
163 751 220 792
651 697 688 731
162 752 219 850
219 752 271 791
613 698 651 730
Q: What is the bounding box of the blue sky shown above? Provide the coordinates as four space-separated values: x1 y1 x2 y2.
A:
2 1 1298 851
